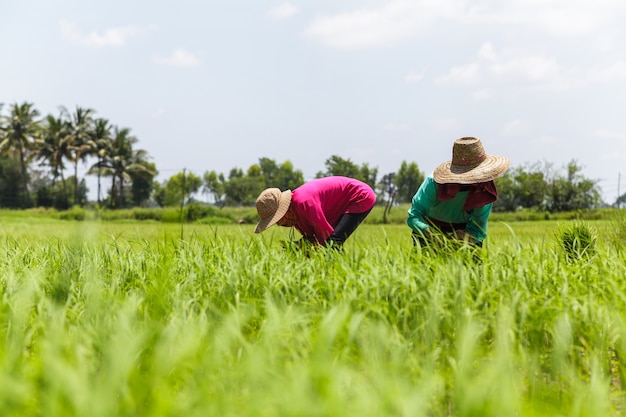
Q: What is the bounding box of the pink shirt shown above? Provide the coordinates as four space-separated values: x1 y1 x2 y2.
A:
291 176 376 243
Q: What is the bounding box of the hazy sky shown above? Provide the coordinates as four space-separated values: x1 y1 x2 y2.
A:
2 0 625 203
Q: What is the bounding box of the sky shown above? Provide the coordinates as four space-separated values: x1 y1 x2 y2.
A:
1 0 626 204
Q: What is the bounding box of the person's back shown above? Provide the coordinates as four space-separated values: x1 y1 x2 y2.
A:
407 137 509 247
291 176 376 242
254 176 376 247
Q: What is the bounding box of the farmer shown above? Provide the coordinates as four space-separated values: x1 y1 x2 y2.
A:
254 176 376 247
407 136 510 248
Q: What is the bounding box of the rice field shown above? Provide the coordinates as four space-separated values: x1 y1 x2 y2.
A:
1 216 626 416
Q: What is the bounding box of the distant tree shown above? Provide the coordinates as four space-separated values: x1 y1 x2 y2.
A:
378 173 397 223
494 163 550 212
64 106 95 206
203 170 227 205
152 182 166 208
129 161 157 207
100 127 153 208
547 160 602 211
316 155 360 179
0 155 26 208
393 161 424 204
224 165 265 205
276 160 304 190
258 157 304 190
258 157 279 185
616 192 626 208
35 113 71 208
492 172 517 212
88 118 112 205
0 102 40 207
63 175 89 207
229 167 244 179
316 155 378 188
358 163 378 189
162 170 202 207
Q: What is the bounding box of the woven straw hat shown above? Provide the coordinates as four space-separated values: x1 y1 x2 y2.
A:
433 137 510 184
254 188 292 233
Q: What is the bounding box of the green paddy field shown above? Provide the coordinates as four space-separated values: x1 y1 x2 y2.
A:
1 215 625 416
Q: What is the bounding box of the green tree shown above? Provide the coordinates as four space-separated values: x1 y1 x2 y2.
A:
99 127 153 208
316 155 360 179
35 113 72 209
203 170 226 205
492 172 517 212
0 155 26 208
153 182 166 208
64 106 95 206
393 161 424 204
88 118 113 205
224 165 265 205
616 192 626 208
358 163 378 189
258 157 304 190
493 163 550 212
378 173 397 223
129 161 157 207
548 160 602 211
316 155 378 188
0 102 40 207
64 175 89 207
162 170 202 207
276 160 304 190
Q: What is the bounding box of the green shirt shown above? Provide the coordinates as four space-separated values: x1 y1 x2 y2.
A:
406 175 492 243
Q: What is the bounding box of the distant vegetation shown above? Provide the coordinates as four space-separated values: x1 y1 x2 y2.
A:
1 101 621 212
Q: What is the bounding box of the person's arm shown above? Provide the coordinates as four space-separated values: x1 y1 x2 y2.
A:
465 203 492 243
407 177 436 236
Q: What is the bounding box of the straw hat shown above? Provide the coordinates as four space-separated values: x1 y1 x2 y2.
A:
254 188 292 233
433 137 510 184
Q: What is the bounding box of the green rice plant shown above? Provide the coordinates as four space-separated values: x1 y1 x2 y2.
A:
556 220 597 263
0 221 625 416
610 209 626 251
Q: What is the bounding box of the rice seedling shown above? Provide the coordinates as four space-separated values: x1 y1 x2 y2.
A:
556 220 598 263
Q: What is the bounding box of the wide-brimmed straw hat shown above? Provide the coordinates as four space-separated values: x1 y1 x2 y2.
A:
433 137 510 184
254 188 292 233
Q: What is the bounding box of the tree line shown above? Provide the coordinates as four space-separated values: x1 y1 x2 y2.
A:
0 101 615 212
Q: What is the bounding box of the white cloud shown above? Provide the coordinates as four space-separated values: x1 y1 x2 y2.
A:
435 62 481 86
305 0 465 49
153 49 201 68
304 0 626 49
435 43 626 97
60 20 152 47
268 3 299 19
405 70 425 83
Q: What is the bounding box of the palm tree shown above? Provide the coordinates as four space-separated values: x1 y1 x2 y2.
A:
101 127 153 208
87 118 112 205
64 106 95 206
34 114 72 207
0 102 40 207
